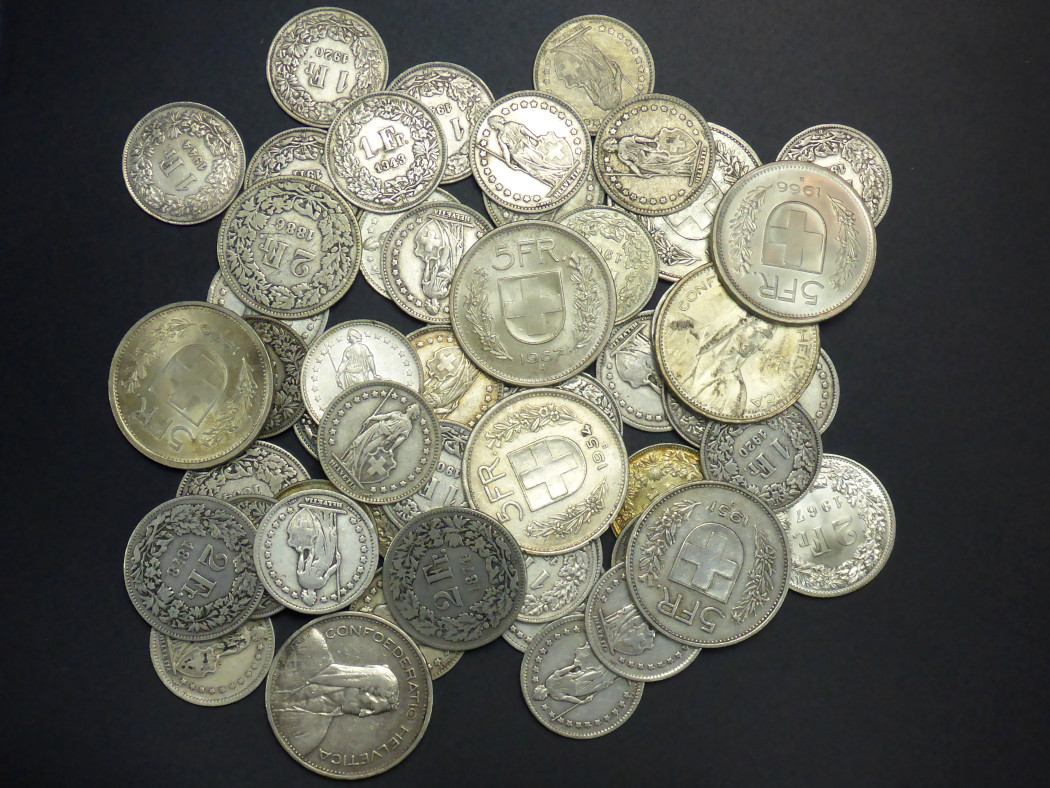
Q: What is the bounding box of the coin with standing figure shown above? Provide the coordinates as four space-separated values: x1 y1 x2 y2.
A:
382 421 469 528
484 162 606 226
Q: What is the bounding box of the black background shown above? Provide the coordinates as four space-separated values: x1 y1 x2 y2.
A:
3 1 1046 785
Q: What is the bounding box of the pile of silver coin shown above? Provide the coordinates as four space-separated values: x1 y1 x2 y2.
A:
111 9 896 779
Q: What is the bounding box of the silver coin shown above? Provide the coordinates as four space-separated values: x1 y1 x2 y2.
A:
300 320 423 423
797 348 840 433
409 325 504 428
206 271 328 345
254 489 379 614
521 614 644 738
244 316 308 438
484 159 605 226
266 612 432 779
149 618 275 706
123 102 244 225
227 494 285 618
294 413 320 459
777 454 895 597
597 310 670 432
610 516 638 567
503 372 623 433
245 128 335 189
381 421 469 528
663 388 711 449
266 8 388 128
177 441 309 500
383 506 527 650
365 502 401 557
585 563 700 681
124 496 264 641
389 62 495 183
518 538 603 624
503 617 547 653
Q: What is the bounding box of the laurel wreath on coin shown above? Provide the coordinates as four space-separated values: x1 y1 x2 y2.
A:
247 321 306 432
527 482 607 540
520 553 588 616
199 358 258 449
637 499 702 586
726 185 769 276
567 253 601 348
394 69 487 174
484 402 579 449
615 452 703 532
786 129 884 214
730 527 776 623
643 214 702 271
463 269 511 359
706 414 817 503
565 213 651 313
251 132 325 181
827 196 860 290
182 447 302 498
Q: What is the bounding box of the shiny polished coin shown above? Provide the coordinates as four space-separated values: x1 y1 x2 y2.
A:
449 221 616 386
595 93 715 216
218 176 360 319
319 381 441 504
409 326 503 428
626 482 789 648
506 372 624 434
777 454 895 597
654 265 819 422
382 421 469 528
383 507 527 650
797 348 840 433
611 516 638 567
464 389 627 554
266 613 432 780
663 388 712 449
177 440 309 500
254 489 379 614
777 124 892 225
266 8 388 128
326 92 445 214
206 271 328 345
109 302 273 469
245 316 308 438
123 102 244 225
294 413 320 459
124 496 264 641
470 91 590 214
596 311 669 432
276 479 340 500
227 494 285 618
611 443 704 536
484 161 604 226
534 15 655 134
245 128 335 188
518 538 603 624
713 161 877 323
149 618 275 706
389 62 495 184
521 614 644 738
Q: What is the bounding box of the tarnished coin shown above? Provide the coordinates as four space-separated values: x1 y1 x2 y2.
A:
122 102 244 225
464 389 628 554
218 176 361 319
777 454 895 597
701 404 822 512
640 122 761 280
319 381 441 504
663 388 712 449
777 124 892 225
470 91 591 214
534 15 655 134
266 613 432 779
521 614 643 738
301 320 423 423
595 94 715 216
109 302 273 469
449 221 616 386
597 311 669 432
797 348 840 433
611 443 704 536
228 494 285 618
277 479 340 500
177 440 309 500
254 489 379 614
626 482 789 648
244 316 308 438
294 413 320 459
559 206 659 323
654 264 819 422
207 271 328 345
366 503 401 557
409 326 503 428
381 202 492 323
124 496 264 641
484 162 604 226
382 421 469 528
586 564 700 681
383 507 527 650
389 62 495 183
266 7 389 128
518 538 603 624
503 617 549 653
611 516 638 567
326 92 446 214
713 161 877 323
245 128 335 189
149 618 275 706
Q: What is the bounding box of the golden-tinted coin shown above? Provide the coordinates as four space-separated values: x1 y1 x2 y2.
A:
610 443 704 535
274 479 339 500
408 326 504 428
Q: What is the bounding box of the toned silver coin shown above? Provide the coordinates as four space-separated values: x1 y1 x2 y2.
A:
464 388 628 554
519 538 603 624
149 618 275 706
246 128 335 189
277 480 340 500
123 102 244 225
503 617 548 653
797 348 840 433
484 161 605 226
294 413 320 459
109 302 273 470
124 496 264 641
326 92 446 214
177 440 309 500
502 372 624 434
382 421 469 528
228 494 285 618
595 93 715 216
713 161 877 323
777 454 895 597
218 176 361 319
663 388 712 449
266 8 388 128
611 443 705 536
319 381 441 504
559 206 659 323
301 320 423 424
534 15 655 134
521 614 644 738
382 202 492 323
266 613 432 779
206 271 329 345
245 316 308 438
389 62 495 183
254 489 379 614
654 264 819 422
383 507 527 650
365 502 401 557
641 123 761 280
449 221 616 387
409 325 503 428
470 91 591 214
597 311 669 432
778 124 892 225
586 563 700 681
626 482 789 648
611 516 638 567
